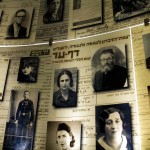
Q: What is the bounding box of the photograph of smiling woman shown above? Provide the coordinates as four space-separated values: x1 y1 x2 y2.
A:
53 67 78 108
17 57 39 83
96 103 133 150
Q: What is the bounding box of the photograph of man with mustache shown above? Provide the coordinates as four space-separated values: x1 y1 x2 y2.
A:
93 48 128 92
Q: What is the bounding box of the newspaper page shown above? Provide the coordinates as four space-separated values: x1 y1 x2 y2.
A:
0 44 52 150
132 24 150 150
0 0 39 45
72 0 150 39
50 28 140 150
71 0 103 29
35 0 70 43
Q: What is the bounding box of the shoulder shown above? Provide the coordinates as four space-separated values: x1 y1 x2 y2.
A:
114 65 127 72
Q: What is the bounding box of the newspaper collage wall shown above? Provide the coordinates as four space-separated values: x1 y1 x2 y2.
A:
0 0 150 150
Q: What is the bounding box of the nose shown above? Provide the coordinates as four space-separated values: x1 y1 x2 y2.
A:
111 123 116 129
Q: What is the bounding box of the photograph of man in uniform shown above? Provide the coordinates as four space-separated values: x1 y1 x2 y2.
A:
43 0 64 24
6 8 34 39
53 68 78 107
2 90 39 150
17 57 39 83
92 46 128 92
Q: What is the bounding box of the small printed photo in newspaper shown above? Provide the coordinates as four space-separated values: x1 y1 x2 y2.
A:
46 121 81 150
6 7 34 39
17 57 39 83
91 45 128 92
53 67 78 108
0 59 9 101
142 33 150 68
112 0 150 21
43 0 64 24
95 103 133 150
72 0 103 29
3 90 39 150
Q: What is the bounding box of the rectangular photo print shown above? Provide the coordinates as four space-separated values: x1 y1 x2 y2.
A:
95 103 133 150
46 121 81 150
17 57 39 83
43 0 64 24
91 45 128 92
112 0 150 21
72 0 103 29
6 7 34 39
0 59 9 101
3 90 39 150
142 33 150 68
53 67 78 108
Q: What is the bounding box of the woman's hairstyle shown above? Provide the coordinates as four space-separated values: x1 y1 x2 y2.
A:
56 123 75 147
98 107 127 133
57 69 74 87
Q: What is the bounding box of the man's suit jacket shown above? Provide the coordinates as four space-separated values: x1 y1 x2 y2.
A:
7 23 27 38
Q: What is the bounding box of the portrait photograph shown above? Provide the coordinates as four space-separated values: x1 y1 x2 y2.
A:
142 33 150 68
46 121 81 150
96 103 133 150
43 0 64 24
17 57 39 83
0 59 9 101
53 67 78 108
91 45 128 92
6 7 34 39
3 90 39 150
112 0 150 21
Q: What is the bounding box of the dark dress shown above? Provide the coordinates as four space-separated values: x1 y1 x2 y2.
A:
93 65 128 92
7 23 27 38
53 89 77 107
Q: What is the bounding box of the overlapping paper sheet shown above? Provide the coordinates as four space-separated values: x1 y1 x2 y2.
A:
50 28 140 150
132 24 150 150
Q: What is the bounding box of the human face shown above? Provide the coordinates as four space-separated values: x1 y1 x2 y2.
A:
15 11 26 25
57 130 71 150
100 52 115 73
48 0 60 14
22 65 32 75
23 91 30 100
59 74 70 91
105 112 123 138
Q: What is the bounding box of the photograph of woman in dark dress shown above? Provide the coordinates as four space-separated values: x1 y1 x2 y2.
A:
53 68 78 107
96 104 133 150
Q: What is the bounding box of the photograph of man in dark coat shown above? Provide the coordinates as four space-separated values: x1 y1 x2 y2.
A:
93 49 128 92
7 9 27 38
43 0 64 24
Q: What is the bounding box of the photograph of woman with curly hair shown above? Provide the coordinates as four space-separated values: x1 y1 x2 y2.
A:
46 121 81 150
96 103 133 150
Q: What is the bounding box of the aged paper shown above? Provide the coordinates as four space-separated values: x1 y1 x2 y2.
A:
132 24 150 150
0 0 39 45
51 28 140 150
72 0 150 39
35 0 70 43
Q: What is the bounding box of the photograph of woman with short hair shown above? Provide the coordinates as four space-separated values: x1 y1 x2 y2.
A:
46 121 81 150
96 103 133 150
53 67 78 107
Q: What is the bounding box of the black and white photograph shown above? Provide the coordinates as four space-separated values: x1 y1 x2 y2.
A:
17 57 39 83
112 0 150 21
0 59 9 101
46 121 81 150
91 45 128 92
142 33 150 68
72 0 103 29
53 67 78 108
96 103 133 150
3 90 39 150
6 7 34 39
43 0 64 24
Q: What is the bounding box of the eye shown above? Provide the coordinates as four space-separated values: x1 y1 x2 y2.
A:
106 120 112 125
